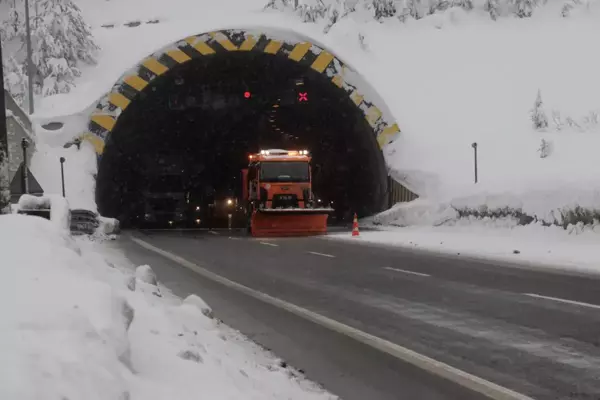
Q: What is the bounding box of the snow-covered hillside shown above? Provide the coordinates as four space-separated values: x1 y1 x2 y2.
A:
2 0 599 226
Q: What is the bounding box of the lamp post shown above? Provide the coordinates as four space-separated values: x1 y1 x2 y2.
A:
59 157 66 197
0 38 10 212
21 138 30 194
24 0 35 115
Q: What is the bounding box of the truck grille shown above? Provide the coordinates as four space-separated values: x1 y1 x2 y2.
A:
271 194 299 208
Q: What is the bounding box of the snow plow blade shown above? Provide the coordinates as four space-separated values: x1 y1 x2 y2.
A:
251 208 333 237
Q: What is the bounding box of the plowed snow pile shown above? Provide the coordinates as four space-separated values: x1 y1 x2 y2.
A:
0 214 336 400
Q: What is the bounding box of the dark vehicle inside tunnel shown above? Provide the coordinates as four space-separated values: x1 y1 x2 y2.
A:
95 50 388 229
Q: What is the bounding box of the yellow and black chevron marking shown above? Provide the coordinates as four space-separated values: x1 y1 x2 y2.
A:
88 29 401 156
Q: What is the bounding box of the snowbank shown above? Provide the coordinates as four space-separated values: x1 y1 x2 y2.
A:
329 221 600 275
30 139 98 212
16 194 71 229
0 214 336 400
0 215 131 399
373 187 600 228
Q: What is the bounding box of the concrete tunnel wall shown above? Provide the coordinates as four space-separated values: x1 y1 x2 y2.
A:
82 26 417 207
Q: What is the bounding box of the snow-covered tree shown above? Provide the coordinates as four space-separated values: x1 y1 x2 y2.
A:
530 89 548 130
538 138 552 158
561 0 591 17
428 0 450 14
396 0 423 19
370 0 397 19
2 55 28 107
551 110 564 130
484 0 500 20
451 0 474 11
509 0 537 17
1 0 99 98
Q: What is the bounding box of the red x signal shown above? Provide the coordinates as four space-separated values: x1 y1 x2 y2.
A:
298 92 308 102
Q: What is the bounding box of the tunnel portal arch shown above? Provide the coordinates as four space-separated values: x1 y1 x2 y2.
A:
84 28 401 156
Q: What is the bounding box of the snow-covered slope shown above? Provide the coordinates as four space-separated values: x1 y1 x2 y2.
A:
6 0 600 224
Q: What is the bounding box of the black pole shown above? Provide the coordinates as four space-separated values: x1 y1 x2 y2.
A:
0 39 10 212
60 157 66 197
471 142 478 184
21 138 29 194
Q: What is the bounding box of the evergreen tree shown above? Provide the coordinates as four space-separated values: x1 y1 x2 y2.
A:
396 0 423 19
484 0 500 20
1 0 99 97
531 89 549 130
551 110 564 130
2 55 28 107
371 0 397 19
510 0 537 17
538 139 551 158
451 0 474 11
428 0 450 14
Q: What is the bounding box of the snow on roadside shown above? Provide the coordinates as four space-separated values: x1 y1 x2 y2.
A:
30 139 98 212
0 214 337 400
16 194 71 229
328 222 600 275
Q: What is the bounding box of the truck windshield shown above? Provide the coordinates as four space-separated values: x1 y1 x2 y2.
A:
260 162 310 183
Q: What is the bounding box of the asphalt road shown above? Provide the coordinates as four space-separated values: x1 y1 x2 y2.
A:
116 229 600 400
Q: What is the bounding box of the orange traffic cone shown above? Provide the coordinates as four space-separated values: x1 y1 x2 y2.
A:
352 213 360 237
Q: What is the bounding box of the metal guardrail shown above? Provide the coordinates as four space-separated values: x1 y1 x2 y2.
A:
388 176 418 206
70 209 100 235
17 208 51 220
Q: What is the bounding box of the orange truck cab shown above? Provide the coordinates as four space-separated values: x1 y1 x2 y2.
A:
242 149 333 236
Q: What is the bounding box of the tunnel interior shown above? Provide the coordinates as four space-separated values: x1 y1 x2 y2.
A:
95 48 388 228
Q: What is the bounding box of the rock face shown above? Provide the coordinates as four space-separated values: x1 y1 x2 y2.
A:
4 90 35 183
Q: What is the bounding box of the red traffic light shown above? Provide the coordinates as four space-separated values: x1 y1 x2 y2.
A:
244 91 251 99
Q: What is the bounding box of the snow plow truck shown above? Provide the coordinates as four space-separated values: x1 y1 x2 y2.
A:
242 149 333 237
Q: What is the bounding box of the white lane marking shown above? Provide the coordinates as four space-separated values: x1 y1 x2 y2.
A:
383 267 431 277
259 241 279 247
523 293 600 310
130 235 533 400
307 251 336 258
228 237 242 240
209 230 220 235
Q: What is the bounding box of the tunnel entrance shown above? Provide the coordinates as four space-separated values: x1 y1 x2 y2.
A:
92 30 397 229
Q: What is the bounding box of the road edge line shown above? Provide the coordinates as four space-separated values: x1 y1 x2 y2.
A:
129 235 534 400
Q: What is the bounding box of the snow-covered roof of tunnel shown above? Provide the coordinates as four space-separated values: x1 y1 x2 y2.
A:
72 12 401 157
